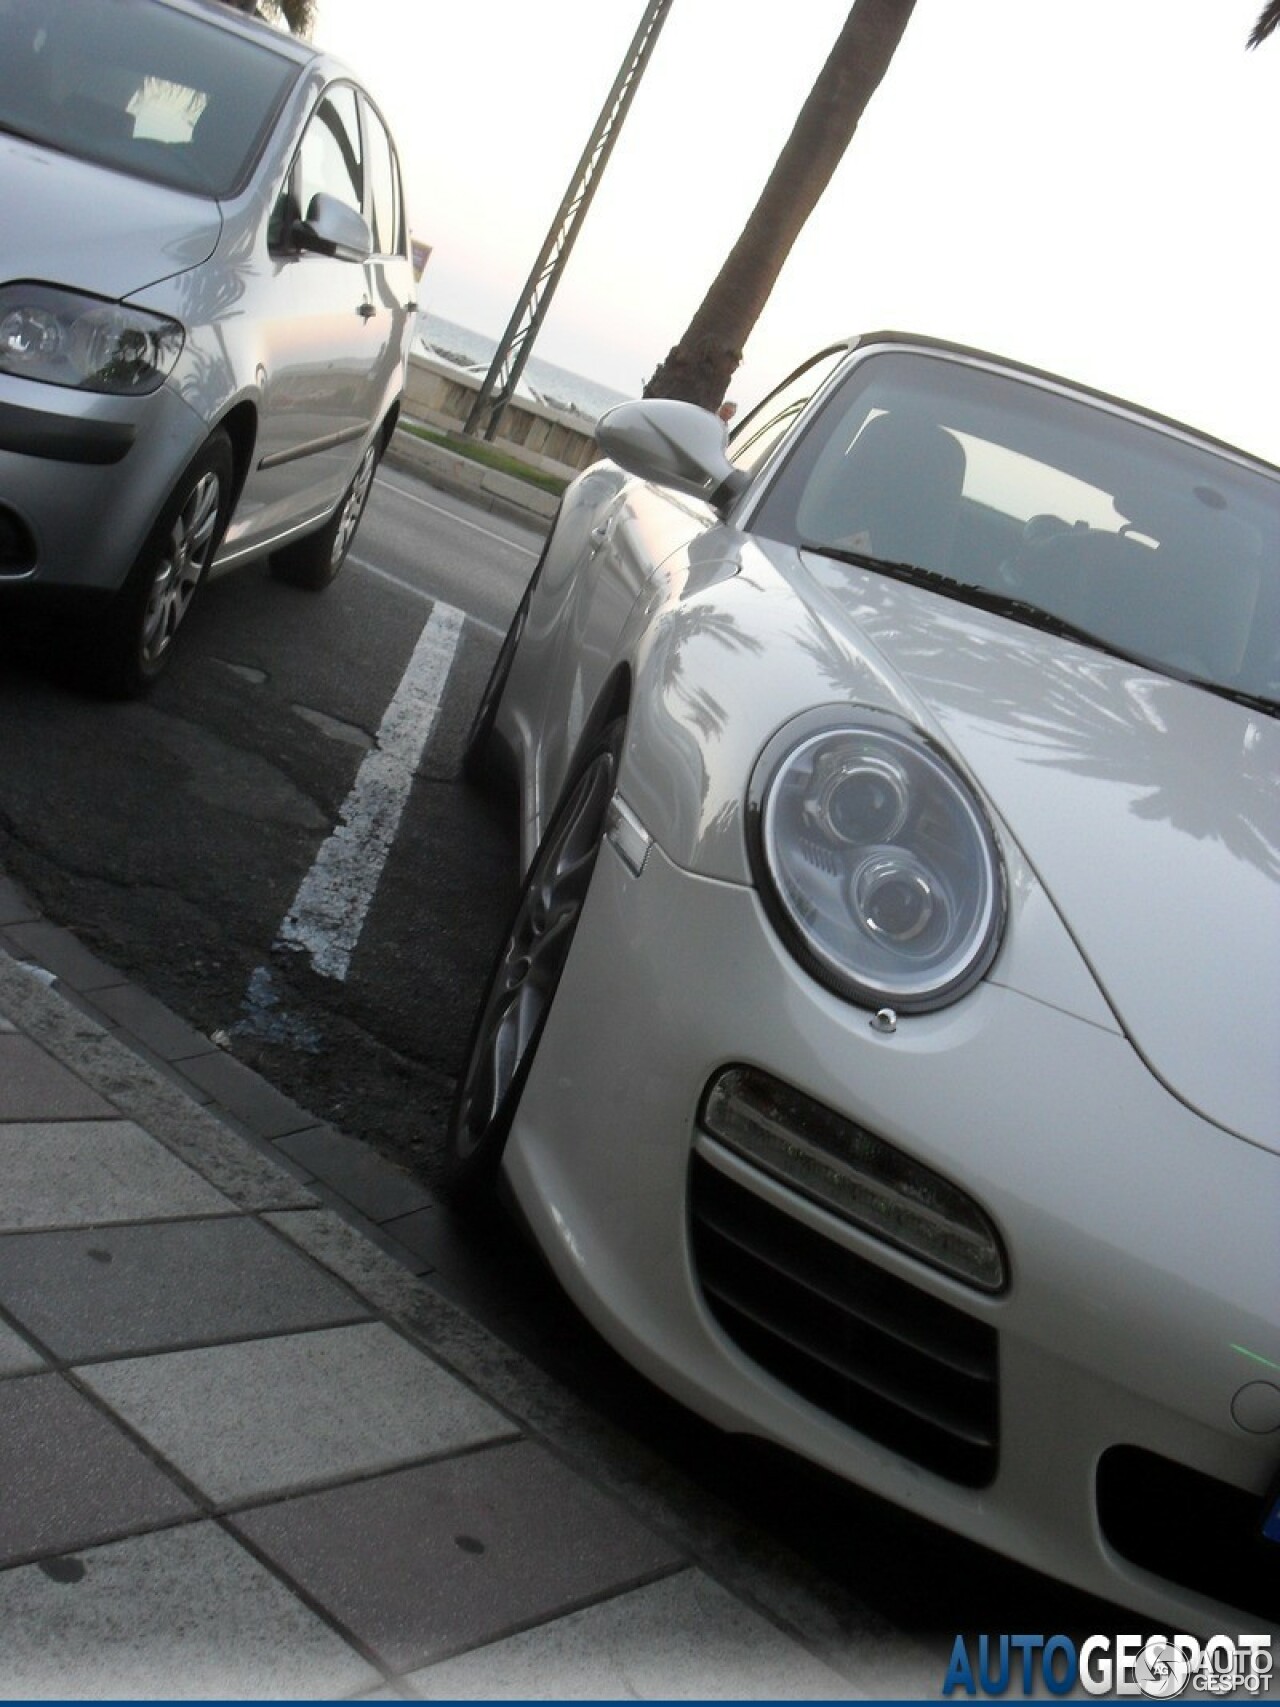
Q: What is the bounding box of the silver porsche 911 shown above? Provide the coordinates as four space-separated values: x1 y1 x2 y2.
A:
453 331 1279 1634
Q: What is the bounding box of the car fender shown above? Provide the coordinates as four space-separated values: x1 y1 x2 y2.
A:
615 550 1122 1035
499 467 725 863
616 538 920 882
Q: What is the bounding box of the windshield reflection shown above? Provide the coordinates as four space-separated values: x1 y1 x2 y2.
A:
0 0 298 197
752 350 1280 711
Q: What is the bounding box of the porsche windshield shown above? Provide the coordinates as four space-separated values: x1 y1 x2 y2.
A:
0 0 299 197
752 350 1279 708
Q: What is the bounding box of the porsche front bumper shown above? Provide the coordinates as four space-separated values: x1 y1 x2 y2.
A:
502 812 1280 1634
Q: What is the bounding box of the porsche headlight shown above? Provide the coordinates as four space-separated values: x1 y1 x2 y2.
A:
0 283 183 396
750 711 1005 1012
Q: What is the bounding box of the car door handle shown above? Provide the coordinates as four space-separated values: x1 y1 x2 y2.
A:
357 302 377 320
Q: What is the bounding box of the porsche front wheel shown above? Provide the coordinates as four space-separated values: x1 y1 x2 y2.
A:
447 720 623 1206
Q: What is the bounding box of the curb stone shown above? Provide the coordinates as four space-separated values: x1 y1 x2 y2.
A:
0 868 942 1698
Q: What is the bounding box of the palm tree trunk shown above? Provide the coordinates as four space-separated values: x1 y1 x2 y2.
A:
644 0 918 408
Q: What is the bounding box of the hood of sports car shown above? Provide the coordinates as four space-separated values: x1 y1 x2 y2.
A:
791 552 1279 1153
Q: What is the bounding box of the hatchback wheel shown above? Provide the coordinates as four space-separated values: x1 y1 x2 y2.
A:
447 720 623 1205
273 437 380 590
86 430 233 697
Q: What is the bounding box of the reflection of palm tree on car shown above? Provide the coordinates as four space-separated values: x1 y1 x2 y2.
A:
811 584 1280 877
1008 669 1280 879
658 603 762 744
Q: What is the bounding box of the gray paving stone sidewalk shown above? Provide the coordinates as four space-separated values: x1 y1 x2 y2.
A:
0 873 940 1699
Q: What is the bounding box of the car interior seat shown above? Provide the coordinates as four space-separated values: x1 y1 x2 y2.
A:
1007 502 1263 682
798 410 968 573
1142 499 1263 680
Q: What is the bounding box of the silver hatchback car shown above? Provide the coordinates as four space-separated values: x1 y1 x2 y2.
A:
0 0 415 693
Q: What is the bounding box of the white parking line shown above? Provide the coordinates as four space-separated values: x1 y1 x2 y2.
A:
276 600 466 980
378 475 541 556
349 557 504 634
348 555 431 598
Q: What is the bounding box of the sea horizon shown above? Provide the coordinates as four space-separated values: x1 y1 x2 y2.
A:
414 311 631 426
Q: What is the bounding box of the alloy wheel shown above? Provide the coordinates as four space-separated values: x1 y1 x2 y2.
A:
452 737 618 1178
139 469 223 669
331 443 377 571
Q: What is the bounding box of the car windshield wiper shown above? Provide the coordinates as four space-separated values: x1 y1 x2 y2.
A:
1167 676 1279 717
801 541 1143 664
801 542 1280 717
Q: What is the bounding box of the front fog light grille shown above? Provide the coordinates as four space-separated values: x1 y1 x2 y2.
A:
690 1154 999 1486
700 1066 1006 1292
1097 1447 1280 1621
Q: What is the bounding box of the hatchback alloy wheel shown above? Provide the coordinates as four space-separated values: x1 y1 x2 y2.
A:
331 440 378 570
139 467 223 670
83 429 233 697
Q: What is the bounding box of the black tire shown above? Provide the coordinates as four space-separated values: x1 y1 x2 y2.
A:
272 435 381 590
447 719 624 1207
461 511 559 786
85 430 234 698
460 574 532 785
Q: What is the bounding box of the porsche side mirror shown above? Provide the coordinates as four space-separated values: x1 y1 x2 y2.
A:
596 399 748 513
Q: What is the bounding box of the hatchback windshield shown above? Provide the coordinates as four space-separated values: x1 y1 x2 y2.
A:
752 350 1279 709
0 0 299 197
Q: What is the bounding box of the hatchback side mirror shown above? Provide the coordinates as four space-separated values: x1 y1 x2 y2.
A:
596 399 748 513
293 192 373 263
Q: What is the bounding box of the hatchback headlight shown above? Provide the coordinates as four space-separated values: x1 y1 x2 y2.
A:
0 283 183 396
749 710 1006 1012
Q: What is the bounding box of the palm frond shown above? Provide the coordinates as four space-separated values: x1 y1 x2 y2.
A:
1248 1 1280 48
219 0 314 36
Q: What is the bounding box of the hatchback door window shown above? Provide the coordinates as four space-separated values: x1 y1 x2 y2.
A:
297 83 363 219
362 100 404 257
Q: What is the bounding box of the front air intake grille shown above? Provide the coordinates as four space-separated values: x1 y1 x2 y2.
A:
690 1153 998 1487
1097 1446 1280 1621
0 506 36 577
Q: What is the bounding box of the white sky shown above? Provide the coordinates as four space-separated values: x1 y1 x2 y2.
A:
311 0 1278 462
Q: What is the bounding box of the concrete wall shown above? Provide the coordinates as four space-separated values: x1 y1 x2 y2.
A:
402 351 602 480
386 429 559 527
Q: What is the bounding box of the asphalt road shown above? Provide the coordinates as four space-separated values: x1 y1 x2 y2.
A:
0 463 1132 1646
0 467 537 1188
